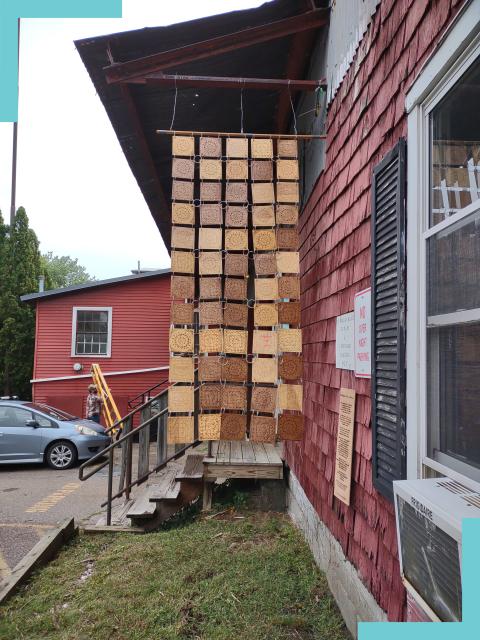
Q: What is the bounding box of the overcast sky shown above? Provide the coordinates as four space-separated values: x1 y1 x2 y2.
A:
0 0 265 280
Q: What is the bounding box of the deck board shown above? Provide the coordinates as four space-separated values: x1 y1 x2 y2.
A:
203 440 283 481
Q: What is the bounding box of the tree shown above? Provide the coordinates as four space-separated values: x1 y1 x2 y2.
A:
41 252 94 290
0 207 42 399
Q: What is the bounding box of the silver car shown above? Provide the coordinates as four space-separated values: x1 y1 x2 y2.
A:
0 400 110 469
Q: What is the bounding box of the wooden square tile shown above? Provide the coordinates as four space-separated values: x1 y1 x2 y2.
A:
253 229 277 251
199 227 222 250
225 182 248 203
226 159 248 180
276 159 299 180
252 357 277 384
224 329 248 354
251 160 273 181
198 356 222 382
172 157 194 180
224 277 247 301
222 357 248 382
199 301 223 326
200 384 222 410
276 181 299 203
277 139 298 158
277 228 299 250
277 414 304 441
169 328 194 353
254 253 277 276
254 303 278 327
171 275 195 299
168 386 194 413
278 384 302 411
226 137 248 158
278 328 302 353
199 414 221 440
251 386 277 413
224 303 248 327
222 385 247 411
199 252 223 275
278 301 301 325
220 413 246 441
255 277 278 301
167 416 194 444
278 276 300 299
225 206 248 228
200 182 222 201
199 328 223 353
200 159 222 181
170 301 194 325
250 416 276 443
276 204 299 225
172 136 195 157
169 356 195 383
171 226 195 250
224 253 248 277
200 203 222 226
199 277 222 299
251 138 273 159
253 330 277 355
200 137 221 158
278 354 303 381
276 251 300 274
172 202 195 225
172 180 194 201
225 228 248 251
252 182 275 204
252 205 275 227
171 250 195 274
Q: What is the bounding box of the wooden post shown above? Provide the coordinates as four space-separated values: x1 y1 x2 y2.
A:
202 480 214 512
137 406 151 482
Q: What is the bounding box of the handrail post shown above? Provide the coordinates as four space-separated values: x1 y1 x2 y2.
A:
106 447 114 526
125 431 133 500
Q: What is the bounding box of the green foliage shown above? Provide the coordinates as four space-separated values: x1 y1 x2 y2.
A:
41 252 94 290
0 208 42 399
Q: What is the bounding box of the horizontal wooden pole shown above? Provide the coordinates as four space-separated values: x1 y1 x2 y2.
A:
133 73 326 92
156 129 326 140
105 9 329 84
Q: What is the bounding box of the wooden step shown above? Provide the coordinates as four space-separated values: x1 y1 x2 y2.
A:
126 487 158 520
175 454 204 481
148 467 181 502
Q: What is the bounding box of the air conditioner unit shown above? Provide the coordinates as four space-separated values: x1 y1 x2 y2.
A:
393 477 480 622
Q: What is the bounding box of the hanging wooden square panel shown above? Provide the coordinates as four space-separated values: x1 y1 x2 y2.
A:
199 277 222 299
252 330 277 355
251 160 273 182
199 356 222 382
199 301 223 325
251 138 273 159
225 253 248 276
220 413 247 441
225 182 248 203
278 276 300 299
199 414 221 440
172 202 195 225
251 386 277 413
200 137 221 158
200 182 222 201
222 385 247 411
225 229 248 251
172 158 195 180
200 159 222 181
200 384 222 410
278 301 301 325
226 159 248 180
169 356 195 383
199 328 223 353
277 181 300 203
254 253 277 276
224 329 248 354
171 226 195 250
200 203 222 226
278 384 303 411
225 206 248 228
172 136 195 157
170 301 194 325
276 204 299 225
171 251 195 274
172 180 194 201
254 303 278 327
168 386 194 413
169 328 194 353
226 137 248 158
277 414 304 440
171 275 195 299
277 139 298 158
224 277 247 301
199 252 223 275
250 416 276 443
276 159 299 180
255 278 278 301
167 416 195 444
277 228 299 250
276 251 300 274
253 229 277 251
252 182 275 204
222 357 248 382
278 354 303 381
278 328 302 353
224 303 248 327
252 205 275 227
252 357 277 384
199 228 222 250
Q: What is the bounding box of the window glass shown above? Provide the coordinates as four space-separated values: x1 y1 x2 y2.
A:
430 58 480 227
24 403 75 420
75 310 109 355
0 406 33 427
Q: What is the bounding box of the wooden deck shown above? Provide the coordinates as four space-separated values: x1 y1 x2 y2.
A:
203 441 284 480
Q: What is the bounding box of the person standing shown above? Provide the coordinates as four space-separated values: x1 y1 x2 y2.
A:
86 384 103 423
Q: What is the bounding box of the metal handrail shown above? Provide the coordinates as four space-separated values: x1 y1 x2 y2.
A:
127 377 169 411
103 383 169 436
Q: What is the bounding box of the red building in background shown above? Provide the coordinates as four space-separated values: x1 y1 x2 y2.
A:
21 270 171 420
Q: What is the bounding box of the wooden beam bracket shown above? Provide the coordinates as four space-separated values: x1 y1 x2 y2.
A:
131 73 326 92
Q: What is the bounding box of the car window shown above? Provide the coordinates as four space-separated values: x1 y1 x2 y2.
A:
33 412 54 428
0 406 33 427
23 403 75 421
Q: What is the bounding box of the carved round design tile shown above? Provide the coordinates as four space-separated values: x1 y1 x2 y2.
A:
172 136 194 157
222 385 247 411
277 139 298 158
171 226 195 250
225 182 248 203
226 159 248 181
276 159 299 180
200 203 222 226
252 205 275 227
200 384 222 410
200 182 222 201
252 330 277 355
224 329 248 354
224 303 248 327
251 386 277 414
199 277 222 299
252 357 277 384
200 159 222 181
172 180 194 201
222 357 248 382
249 416 276 443
278 329 302 353
220 413 246 441
167 416 194 445
277 414 304 441
170 302 194 325
253 229 276 251
251 160 273 182
171 250 195 274
254 303 278 327
276 181 299 203
225 253 248 277
278 276 300 300
226 137 248 158
198 356 222 382
278 384 303 411
199 301 223 326
171 275 194 299
199 414 221 440
277 228 299 250
199 228 222 250
224 278 247 301
276 205 299 225
251 138 273 159
168 386 194 413
199 252 223 275
278 302 301 325
169 328 194 353
172 158 195 180
255 277 278 301
278 354 303 381
199 328 223 353
254 253 277 276
200 137 221 158
169 356 195 383
252 182 275 204
172 202 195 225
225 206 248 228
225 229 248 251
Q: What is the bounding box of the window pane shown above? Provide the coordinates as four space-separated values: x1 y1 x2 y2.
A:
75 310 109 355
428 323 480 472
428 210 480 315
430 57 480 227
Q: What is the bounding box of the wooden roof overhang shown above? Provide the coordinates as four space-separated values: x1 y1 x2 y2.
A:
75 0 329 251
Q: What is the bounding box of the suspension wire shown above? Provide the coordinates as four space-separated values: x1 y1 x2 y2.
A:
288 80 298 135
169 75 178 130
240 82 244 134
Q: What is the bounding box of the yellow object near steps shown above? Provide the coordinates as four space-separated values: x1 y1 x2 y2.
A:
91 363 122 431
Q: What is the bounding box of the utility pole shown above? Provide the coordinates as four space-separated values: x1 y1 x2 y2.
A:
9 18 20 228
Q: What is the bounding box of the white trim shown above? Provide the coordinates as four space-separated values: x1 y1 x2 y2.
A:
423 198 480 239
427 308 480 327
71 306 112 358
31 365 169 384
422 455 480 493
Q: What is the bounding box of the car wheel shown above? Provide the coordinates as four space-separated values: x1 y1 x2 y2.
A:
46 441 77 470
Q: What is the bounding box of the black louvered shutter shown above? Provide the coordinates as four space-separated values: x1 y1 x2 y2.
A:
371 139 406 501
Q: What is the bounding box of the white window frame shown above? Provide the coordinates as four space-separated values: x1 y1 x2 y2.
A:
406 0 480 490
71 306 112 358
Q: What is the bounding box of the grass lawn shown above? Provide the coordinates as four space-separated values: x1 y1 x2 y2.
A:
0 510 349 640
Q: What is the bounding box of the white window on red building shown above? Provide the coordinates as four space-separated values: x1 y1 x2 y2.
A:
71 307 112 357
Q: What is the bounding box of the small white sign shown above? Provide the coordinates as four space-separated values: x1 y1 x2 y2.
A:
354 288 371 378
336 312 354 370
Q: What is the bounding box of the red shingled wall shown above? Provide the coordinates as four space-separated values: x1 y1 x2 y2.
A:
285 0 464 621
